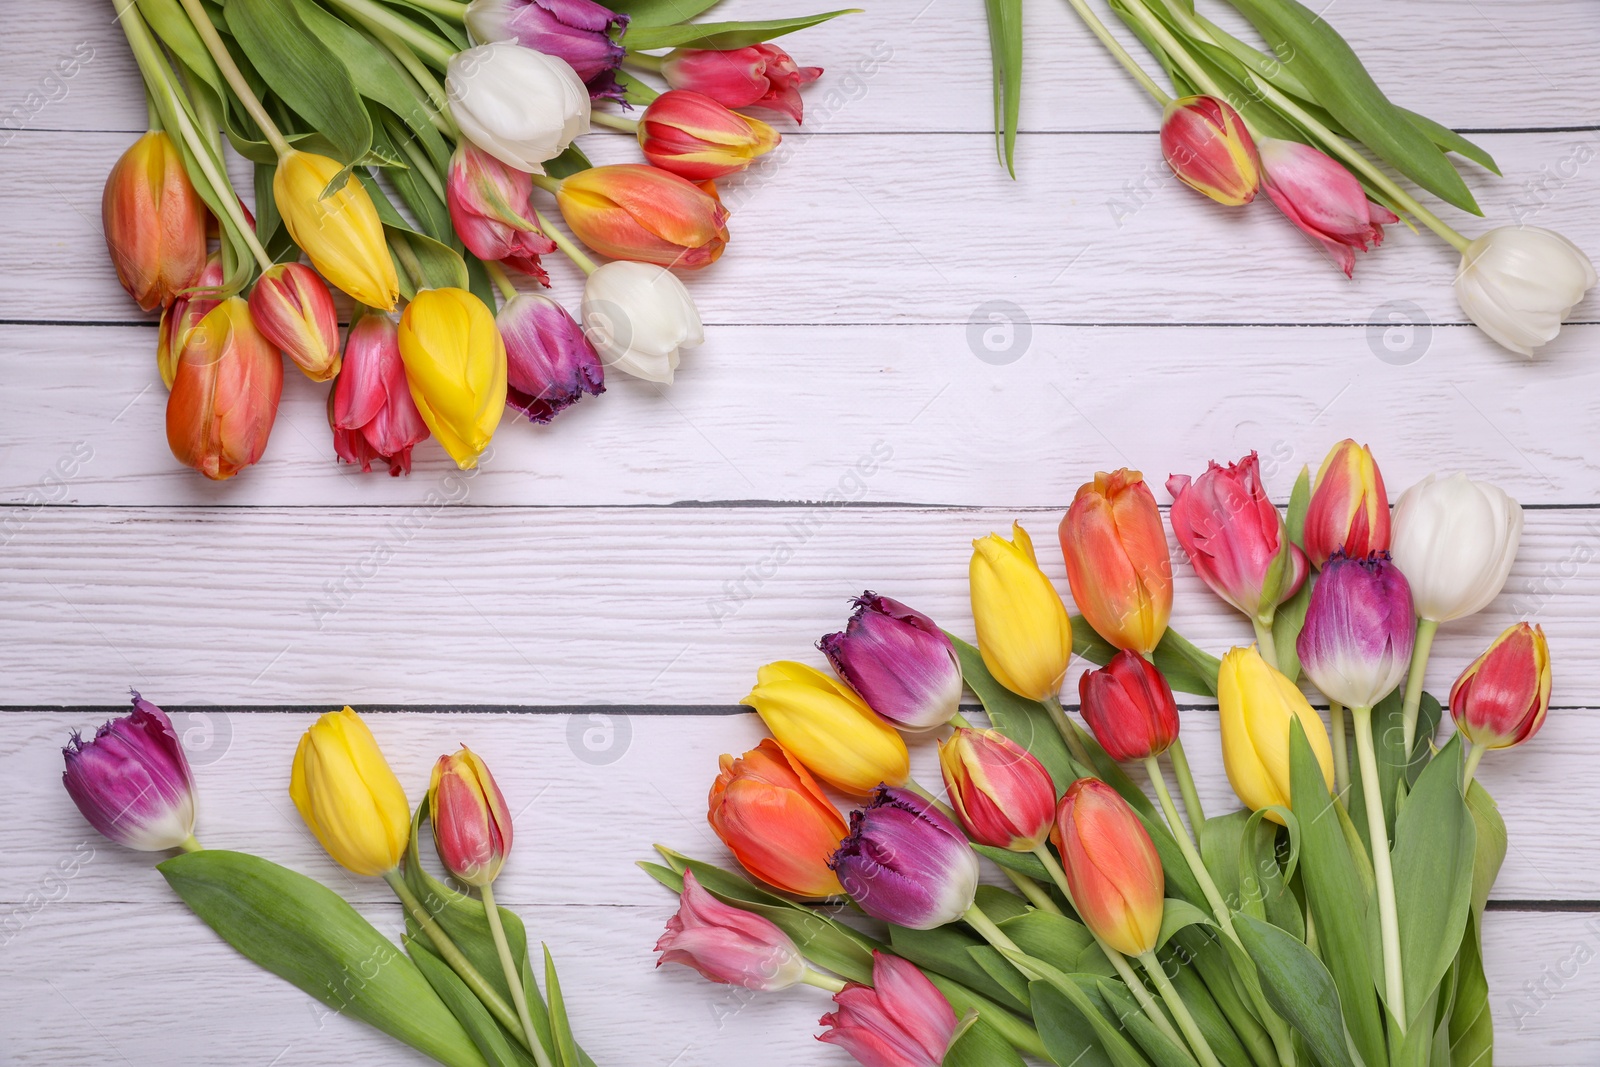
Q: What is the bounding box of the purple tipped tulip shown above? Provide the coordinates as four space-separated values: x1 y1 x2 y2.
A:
818 593 963 733
62 693 197 851
1296 552 1416 709
464 0 629 102
498 293 605 423
829 786 978 930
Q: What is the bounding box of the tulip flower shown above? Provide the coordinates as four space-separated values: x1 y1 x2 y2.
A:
289 707 412 876
1390 474 1525 623
157 253 224 389
1159 95 1260 206
331 309 430 475
1053 778 1164 957
829 786 979 930
969 523 1074 703
1303 438 1389 569
580 260 704 383
166 297 283 481
639 90 781 182
101 130 208 311
743 661 909 796
1296 552 1415 711
1078 650 1180 762
445 142 557 282
463 0 629 101
938 728 1055 852
447 42 590 174
429 746 513 887
1455 226 1598 356
61 692 197 851
1451 622 1551 753
1216 645 1334 821
1058 469 1172 653
1258 137 1398 278
661 44 822 124
498 293 605 423
273 150 399 311
655 870 807 991
818 592 962 733
708 739 849 897
819 951 960 1067
248 262 341 382
397 287 508 469
554 164 730 270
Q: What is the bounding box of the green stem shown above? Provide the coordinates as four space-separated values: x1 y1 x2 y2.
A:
1043 696 1093 769
531 206 600 276
1462 741 1486 794
949 711 974 729
799 968 848 994
1059 0 1171 105
324 0 456 68
1251 615 1279 672
173 0 291 157
1351 705 1406 1028
1401 618 1440 756
1139 951 1225 1067
1166 738 1206 828
964 901 1022 954
624 51 664 72
481 883 556 1067
177 835 203 852
485 260 520 303
1001 866 1064 915
1329 701 1350 799
590 110 641 134
401 0 469 19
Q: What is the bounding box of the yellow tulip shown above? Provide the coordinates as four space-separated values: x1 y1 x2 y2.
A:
289 707 411 876
970 523 1074 702
397 288 507 469
1217 646 1335 823
272 150 398 311
744 662 909 796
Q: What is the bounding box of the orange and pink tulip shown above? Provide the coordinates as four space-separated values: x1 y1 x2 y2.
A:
102 131 209 311
166 297 283 480
555 164 730 270
1053 778 1164 957
1059 468 1173 653
707 738 849 898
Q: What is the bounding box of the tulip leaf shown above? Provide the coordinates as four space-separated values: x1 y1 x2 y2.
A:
542 947 583 1067
1098 979 1199 1067
997 909 1101 973
971 843 1052 883
623 10 860 51
358 172 471 295
1170 927 1280 1067
1069 617 1220 697
931 977 1051 1061
614 69 660 107
1232 911 1357 1067
609 0 723 27
1464 779 1507 927
1396 108 1499 176
945 1015 1028 1067
1163 948 1257 1067
1448 913 1493 1067
1156 898 1215 949
890 924 1030 1013
545 144 594 180
970 944 1035 1007
949 633 1081 790
983 0 1023 177
411 941 536 1067
1031 977 1150 1067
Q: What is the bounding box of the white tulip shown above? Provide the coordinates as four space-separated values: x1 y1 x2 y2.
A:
1455 226 1596 356
1390 473 1523 622
446 43 589 174
580 262 704 384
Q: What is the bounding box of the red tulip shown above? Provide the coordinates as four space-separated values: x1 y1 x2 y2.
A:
248 263 341 382
428 746 513 887
1450 622 1551 750
819 951 959 1067
1059 469 1173 653
639 90 780 182
1160 95 1260 207
330 310 430 476
1304 438 1390 569
446 142 557 282
938 727 1056 852
1078 650 1180 762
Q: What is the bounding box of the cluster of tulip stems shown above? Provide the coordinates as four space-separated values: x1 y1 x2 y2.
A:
104 0 844 479
649 440 1547 1067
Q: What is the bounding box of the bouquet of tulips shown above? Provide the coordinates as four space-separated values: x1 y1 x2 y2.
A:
647 441 1545 1067
102 0 851 480
62 700 597 1066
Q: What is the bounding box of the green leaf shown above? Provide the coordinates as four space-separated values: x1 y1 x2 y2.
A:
1464 779 1507 927
615 69 660 106
544 947 581 1067
1398 108 1499 175
1233 912 1357 1067
610 0 723 27
982 0 1023 176
970 944 1034 1008
359 172 470 295
1447 914 1493 1067
1071 617 1220 697
998 909 1101 973
1163 948 1257 1067
944 1015 1028 1067
1096 979 1197 1067
545 143 593 181
950 633 1081 789
890 924 1029 1013
410 942 536 1067
1157 898 1215 949
972 843 1052 883
1030 977 1151 1067
930 977 1050 1060
1170 927 1279 1067
623 10 859 51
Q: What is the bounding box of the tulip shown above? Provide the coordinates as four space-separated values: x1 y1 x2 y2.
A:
1216 646 1334 821
1258 137 1398 278
445 142 557 282
938 728 1055 852
248 262 341 382
580 260 704 383
498 293 605 423
1451 622 1551 752
655 870 807 991
818 592 962 733
289 707 411 876
166 297 283 480
661 44 822 124
61 692 197 851
1296 553 1415 710
397 287 507 469
463 0 629 101
447 42 590 174
708 739 849 897
1159 95 1259 207
969 523 1075 703
829 786 979 930
1455 226 1598 356
743 661 909 796
1058 469 1172 653
101 131 208 311
157 253 224 389
639 90 781 182
331 309 431 475
1078 650 1180 762
554 164 730 270
1053 778 1164 957
273 150 399 311
429 746 513 887
1303 438 1389 569
1390 472 1523 624
819 951 959 1067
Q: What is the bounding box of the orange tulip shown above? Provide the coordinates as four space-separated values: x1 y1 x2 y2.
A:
156 253 224 389
102 131 209 311
555 164 729 270
1058 469 1173 653
166 297 283 480
1053 778 1164 957
707 739 848 898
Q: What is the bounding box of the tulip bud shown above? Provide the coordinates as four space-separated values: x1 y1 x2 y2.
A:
1455 226 1597 356
428 746 513 887
829 786 979 930
289 707 412 876
744 661 909 796
554 164 730 270
639 90 781 182
463 0 629 101
157 253 224 389
708 739 849 897
580 260 704 383
498 293 605 423
1450 622 1551 751
167 297 284 480
331 310 430 475
248 263 341 382
102 131 208 311
61 692 197 851
1167 452 1307 625
1053 779 1164 957
445 143 557 282
1258 137 1398 278
1389 473 1523 623
818 592 962 733
1296 552 1415 710
397 287 508 469
273 151 399 311
1160 95 1260 207
655 870 807 991
1078 650 1180 762
1059 469 1172 653
1303 439 1389 569
1217 646 1335 822
938 728 1055 852
819 952 959 1067
969 523 1074 703
447 42 591 173
661 44 822 124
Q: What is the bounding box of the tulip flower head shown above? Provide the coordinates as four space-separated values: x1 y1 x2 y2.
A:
447 42 591 174
331 309 430 475
581 260 704 383
1160 95 1260 207
1053 778 1164 957
1078 650 1180 762
938 728 1056 852
248 263 342 382
62 692 197 851
744 661 909 796
498 293 605 423
1296 552 1416 710
290 707 412 877
1059 469 1173 653
639 90 781 182
397 287 508 469
1217 646 1335 821
446 143 558 282
969 523 1075 703
1450 622 1551 750
1454 226 1598 356
429 746 513 887
1258 137 1398 278
829 786 980 930
1303 438 1389 569
708 739 849 897
555 164 730 270
102 130 209 311
463 0 629 101
655 871 807 991
273 150 399 311
166 296 284 481
1389 472 1523 623
819 592 963 733
819 951 960 1067
661 44 822 124
157 252 224 388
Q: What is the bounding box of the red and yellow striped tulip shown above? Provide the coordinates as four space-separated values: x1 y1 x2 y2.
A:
1304 439 1390 568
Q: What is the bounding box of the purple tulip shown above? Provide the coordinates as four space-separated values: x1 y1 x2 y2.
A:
62 693 197 851
818 593 963 733
465 0 629 102
498 293 605 423
1296 552 1416 709
829 786 978 930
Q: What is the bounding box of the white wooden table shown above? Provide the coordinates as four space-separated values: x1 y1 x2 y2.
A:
3 1 1599 1063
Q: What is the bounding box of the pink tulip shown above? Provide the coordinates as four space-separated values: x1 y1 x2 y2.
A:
446 143 557 283
819 951 959 1067
1258 138 1398 278
661 44 822 124
330 310 430 475
655 870 806 991
248 262 341 382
